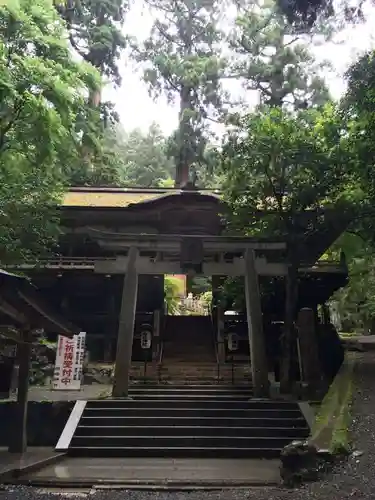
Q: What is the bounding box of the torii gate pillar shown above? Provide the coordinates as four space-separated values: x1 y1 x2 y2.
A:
244 249 269 397
112 246 139 398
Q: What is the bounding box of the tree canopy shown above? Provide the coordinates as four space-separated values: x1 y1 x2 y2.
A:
0 0 100 264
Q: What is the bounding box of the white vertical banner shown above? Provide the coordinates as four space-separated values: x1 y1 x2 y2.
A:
74 332 86 385
52 332 86 391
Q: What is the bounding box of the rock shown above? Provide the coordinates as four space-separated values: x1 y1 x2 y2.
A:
351 450 364 458
280 440 321 487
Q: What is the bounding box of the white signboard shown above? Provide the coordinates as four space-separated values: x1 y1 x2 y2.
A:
52 332 86 391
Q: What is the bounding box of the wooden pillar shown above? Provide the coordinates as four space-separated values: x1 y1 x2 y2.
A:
296 307 323 391
244 249 269 398
112 246 139 398
9 330 31 453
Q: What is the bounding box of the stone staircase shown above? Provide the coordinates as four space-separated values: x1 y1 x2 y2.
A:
163 315 216 363
66 385 310 458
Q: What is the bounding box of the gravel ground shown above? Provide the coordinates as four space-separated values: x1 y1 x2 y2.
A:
0 352 373 500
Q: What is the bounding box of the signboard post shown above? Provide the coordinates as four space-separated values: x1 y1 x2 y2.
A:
52 332 86 391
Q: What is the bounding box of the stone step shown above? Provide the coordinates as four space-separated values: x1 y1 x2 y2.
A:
87 399 299 410
84 407 302 418
68 446 283 459
110 393 253 400
76 425 309 438
64 384 309 461
70 435 299 449
80 415 307 428
126 385 254 393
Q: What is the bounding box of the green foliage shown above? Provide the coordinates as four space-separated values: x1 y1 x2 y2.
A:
0 0 100 264
221 105 350 239
229 0 330 109
56 0 128 84
55 0 129 187
164 275 181 315
188 275 212 295
117 123 175 187
327 50 375 332
200 290 213 309
342 50 375 218
329 233 375 332
135 0 225 185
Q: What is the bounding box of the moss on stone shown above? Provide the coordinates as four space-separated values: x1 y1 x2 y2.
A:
311 354 355 454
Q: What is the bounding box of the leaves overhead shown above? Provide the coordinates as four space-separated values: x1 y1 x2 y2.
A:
221 105 349 240
229 0 330 109
0 0 101 264
56 0 128 85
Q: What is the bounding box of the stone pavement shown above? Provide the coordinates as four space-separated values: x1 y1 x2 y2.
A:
342 335 375 351
0 448 64 480
17 457 281 487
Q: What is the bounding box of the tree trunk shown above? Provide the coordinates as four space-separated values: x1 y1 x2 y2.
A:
280 264 298 393
175 86 194 188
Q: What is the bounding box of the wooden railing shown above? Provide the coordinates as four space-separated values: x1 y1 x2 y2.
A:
4 256 347 274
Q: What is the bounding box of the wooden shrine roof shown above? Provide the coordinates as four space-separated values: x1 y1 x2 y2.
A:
60 187 353 267
62 187 221 209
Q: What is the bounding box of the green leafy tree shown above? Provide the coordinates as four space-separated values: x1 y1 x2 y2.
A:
327 233 375 333
164 276 181 315
55 0 127 98
229 0 330 110
55 0 129 185
273 0 366 31
135 0 225 187
323 50 375 333
0 0 100 264
220 105 350 389
343 50 375 219
117 123 175 186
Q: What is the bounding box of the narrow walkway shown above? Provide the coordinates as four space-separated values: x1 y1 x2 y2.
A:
18 457 280 486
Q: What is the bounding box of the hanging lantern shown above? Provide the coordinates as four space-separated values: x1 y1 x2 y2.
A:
140 327 152 350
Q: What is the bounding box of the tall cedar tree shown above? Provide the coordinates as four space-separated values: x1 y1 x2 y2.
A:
229 0 330 110
136 0 224 187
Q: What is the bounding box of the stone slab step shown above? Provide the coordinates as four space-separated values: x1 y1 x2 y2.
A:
86 400 299 410
84 408 302 418
70 436 297 449
67 446 283 458
80 416 308 428
75 426 309 438
127 384 254 390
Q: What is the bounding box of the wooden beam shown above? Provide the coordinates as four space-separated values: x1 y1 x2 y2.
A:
0 299 28 325
94 256 287 276
83 228 287 251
